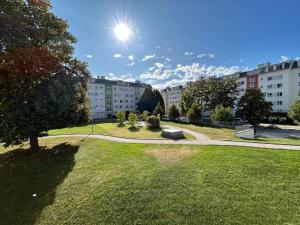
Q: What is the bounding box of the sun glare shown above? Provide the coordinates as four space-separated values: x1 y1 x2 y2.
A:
114 23 132 42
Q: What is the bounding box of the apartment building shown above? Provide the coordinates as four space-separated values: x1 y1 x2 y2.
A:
88 76 148 119
224 60 300 112
161 85 185 113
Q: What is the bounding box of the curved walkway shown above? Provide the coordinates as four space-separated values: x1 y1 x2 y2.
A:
44 134 300 151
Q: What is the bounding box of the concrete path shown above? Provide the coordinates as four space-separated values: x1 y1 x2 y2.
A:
162 124 211 141
44 134 300 151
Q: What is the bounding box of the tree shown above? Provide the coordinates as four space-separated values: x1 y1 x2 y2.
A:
136 86 156 113
154 102 164 116
116 111 125 125
0 0 90 152
211 104 233 122
142 110 150 121
180 76 239 112
288 101 300 124
128 112 138 128
187 103 202 123
168 105 180 121
153 89 165 113
236 89 272 125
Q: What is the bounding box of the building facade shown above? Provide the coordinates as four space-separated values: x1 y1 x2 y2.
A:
88 77 148 119
161 85 185 113
224 60 300 112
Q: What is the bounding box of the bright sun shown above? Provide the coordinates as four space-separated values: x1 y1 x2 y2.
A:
114 23 132 42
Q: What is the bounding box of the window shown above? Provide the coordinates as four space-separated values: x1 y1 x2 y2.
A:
298 73 300 77
277 83 282 88
261 77 264 81
277 92 282 96
277 101 282 105
267 76 272 81
267 93 272 97
267 84 272 89
240 81 244 85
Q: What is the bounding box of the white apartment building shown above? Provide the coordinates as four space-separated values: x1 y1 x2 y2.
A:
161 85 185 113
224 59 300 112
88 76 148 119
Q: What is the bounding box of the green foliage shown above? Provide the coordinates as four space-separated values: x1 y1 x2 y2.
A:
211 104 234 122
181 76 239 112
153 89 165 113
116 111 125 125
288 101 300 124
168 104 180 121
137 86 165 113
128 112 138 128
154 102 164 116
142 111 150 121
236 89 272 125
146 115 160 129
0 1 91 151
187 103 202 123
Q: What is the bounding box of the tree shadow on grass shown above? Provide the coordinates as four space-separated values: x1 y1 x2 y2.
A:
0 143 79 225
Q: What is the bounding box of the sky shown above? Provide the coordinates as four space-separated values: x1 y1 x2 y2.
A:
51 0 300 89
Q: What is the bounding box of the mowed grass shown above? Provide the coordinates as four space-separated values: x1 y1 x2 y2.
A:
1 138 300 225
48 122 195 140
162 121 300 145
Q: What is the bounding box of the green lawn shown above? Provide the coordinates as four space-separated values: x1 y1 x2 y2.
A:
49 122 195 140
1 138 300 225
162 121 300 145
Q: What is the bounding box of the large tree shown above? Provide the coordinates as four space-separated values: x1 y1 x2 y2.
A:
180 76 239 113
137 86 164 113
0 0 90 152
236 89 272 125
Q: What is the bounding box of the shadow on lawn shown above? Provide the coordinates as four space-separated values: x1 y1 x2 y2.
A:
0 143 79 225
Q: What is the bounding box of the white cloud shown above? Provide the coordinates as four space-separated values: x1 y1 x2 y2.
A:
127 62 135 66
197 53 215 59
280 55 289 62
128 55 134 61
107 72 135 82
114 53 123 58
296 57 300 61
142 54 156 62
140 69 173 80
166 57 172 62
85 54 93 58
184 52 194 56
239 58 244 63
154 62 164 70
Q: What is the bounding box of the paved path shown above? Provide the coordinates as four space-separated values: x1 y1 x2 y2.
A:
162 124 211 141
44 134 300 151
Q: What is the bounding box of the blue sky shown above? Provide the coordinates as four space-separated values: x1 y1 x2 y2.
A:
51 0 300 89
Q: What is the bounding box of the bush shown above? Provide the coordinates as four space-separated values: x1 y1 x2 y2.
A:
128 112 138 128
211 104 233 122
142 110 150 121
146 115 160 129
265 112 295 125
116 111 125 125
168 104 180 121
187 103 202 123
288 101 300 124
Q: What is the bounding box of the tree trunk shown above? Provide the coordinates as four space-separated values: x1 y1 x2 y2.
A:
29 136 40 152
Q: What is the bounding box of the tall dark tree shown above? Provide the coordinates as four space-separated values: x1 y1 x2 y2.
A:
137 86 156 113
0 0 90 152
154 102 164 116
180 76 239 112
153 89 165 112
236 89 272 125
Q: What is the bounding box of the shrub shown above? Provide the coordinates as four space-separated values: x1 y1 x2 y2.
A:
187 103 202 123
168 104 180 121
146 115 160 129
116 111 125 125
142 110 150 121
288 101 300 124
128 112 138 128
211 104 233 122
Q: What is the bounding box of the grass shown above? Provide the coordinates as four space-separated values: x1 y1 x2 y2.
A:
162 121 300 145
49 122 195 140
1 137 300 225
